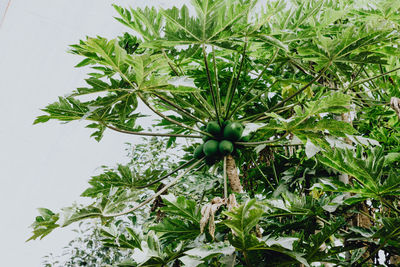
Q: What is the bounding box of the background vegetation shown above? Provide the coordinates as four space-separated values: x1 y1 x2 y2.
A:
31 0 400 266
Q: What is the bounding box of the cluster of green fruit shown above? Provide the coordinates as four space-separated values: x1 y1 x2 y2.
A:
193 121 246 165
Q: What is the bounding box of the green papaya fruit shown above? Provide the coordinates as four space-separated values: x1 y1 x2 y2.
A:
219 140 234 155
206 121 221 136
223 122 243 141
193 144 205 159
202 135 211 142
203 140 219 156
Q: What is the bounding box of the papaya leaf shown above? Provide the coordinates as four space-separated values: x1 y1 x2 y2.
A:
150 217 200 243
100 226 142 250
160 195 201 223
28 209 60 241
222 199 264 250
318 147 400 198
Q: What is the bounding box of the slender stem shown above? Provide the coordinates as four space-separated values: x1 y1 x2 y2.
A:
363 67 378 89
162 49 180 76
136 159 197 188
235 132 289 146
223 156 228 199
225 40 248 120
271 160 279 184
250 63 331 122
349 66 400 89
261 143 303 147
105 124 202 139
316 215 349 234
381 198 400 214
237 104 296 123
152 92 205 124
223 55 239 116
379 64 386 82
193 92 216 119
344 64 364 93
251 156 275 190
212 45 222 114
265 212 307 218
202 44 220 122
293 154 306 177
290 58 315 76
243 251 250 266
362 67 385 100
177 96 210 118
162 49 213 119
104 158 204 217
270 64 330 111
231 80 279 118
138 92 212 137
227 48 279 119
193 163 206 173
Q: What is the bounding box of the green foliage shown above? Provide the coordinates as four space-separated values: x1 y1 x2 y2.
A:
318 147 400 200
42 221 129 266
150 195 201 242
223 200 309 266
31 0 400 266
28 208 59 241
223 200 264 251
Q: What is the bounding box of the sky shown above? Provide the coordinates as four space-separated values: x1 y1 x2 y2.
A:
0 0 190 266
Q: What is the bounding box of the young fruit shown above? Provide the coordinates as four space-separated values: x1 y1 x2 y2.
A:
193 144 205 159
222 120 231 128
223 122 243 141
219 140 234 155
203 140 219 156
202 135 211 142
206 121 221 136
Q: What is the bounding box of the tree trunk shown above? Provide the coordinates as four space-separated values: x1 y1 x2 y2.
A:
226 155 243 193
390 255 400 265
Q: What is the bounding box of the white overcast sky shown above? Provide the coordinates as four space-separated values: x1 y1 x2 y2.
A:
0 0 190 266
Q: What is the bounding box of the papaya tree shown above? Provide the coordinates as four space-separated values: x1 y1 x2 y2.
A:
30 0 400 266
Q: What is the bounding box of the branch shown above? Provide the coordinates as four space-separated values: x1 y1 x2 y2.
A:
235 133 289 146
225 40 248 119
136 159 197 188
223 156 227 199
105 124 202 139
202 44 221 122
162 49 181 76
237 104 296 123
161 49 214 118
227 48 279 119
269 64 331 111
251 63 331 122
104 158 204 218
152 92 206 124
138 92 212 137
223 54 239 116
192 92 216 119
230 80 279 119
250 155 275 190
177 96 210 118
349 66 400 89
212 45 222 114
